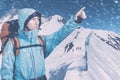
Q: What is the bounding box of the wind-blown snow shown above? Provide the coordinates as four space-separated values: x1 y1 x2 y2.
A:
0 10 120 80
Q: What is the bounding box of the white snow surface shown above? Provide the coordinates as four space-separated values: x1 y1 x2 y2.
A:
0 10 120 80
45 27 120 80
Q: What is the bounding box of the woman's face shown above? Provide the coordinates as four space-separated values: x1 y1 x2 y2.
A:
27 16 40 30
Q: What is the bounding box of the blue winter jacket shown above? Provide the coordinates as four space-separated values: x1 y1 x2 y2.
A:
1 8 80 80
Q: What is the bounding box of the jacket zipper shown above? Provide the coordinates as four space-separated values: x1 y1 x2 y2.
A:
30 33 36 77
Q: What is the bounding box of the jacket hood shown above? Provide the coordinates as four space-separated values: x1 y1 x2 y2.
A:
18 8 36 30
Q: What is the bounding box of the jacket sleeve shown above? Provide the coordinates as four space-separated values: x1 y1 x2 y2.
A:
1 41 15 80
43 16 81 58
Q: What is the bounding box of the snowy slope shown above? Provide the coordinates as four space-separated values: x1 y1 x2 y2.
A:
0 10 120 80
45 27 120 80
39 15 65 35
86 32 120 80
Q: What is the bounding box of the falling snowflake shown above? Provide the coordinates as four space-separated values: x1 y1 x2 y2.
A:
114 0 119 4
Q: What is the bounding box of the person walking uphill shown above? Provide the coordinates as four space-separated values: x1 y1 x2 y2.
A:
1 7 86 80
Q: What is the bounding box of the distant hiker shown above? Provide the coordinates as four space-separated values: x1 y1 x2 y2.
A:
1 7 86 80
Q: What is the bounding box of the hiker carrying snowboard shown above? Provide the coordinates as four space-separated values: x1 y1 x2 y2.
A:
1 7 86 80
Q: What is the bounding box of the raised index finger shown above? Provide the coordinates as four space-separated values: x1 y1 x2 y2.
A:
80 7 86 12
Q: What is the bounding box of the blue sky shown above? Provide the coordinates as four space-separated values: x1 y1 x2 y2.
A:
0 0 120 34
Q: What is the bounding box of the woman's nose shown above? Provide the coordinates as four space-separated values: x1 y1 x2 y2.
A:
35 19 39 24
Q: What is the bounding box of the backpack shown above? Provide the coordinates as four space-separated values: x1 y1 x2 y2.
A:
0 20 45 56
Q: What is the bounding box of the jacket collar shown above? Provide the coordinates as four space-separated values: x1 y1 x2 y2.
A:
18 29 39 42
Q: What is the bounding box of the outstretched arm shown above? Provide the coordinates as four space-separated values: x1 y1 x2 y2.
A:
44 7 87 58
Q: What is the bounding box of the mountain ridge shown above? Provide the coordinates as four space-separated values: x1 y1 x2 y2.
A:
45 27 120 80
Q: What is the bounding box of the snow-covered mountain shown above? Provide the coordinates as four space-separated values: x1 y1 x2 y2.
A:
45 27 120 80
0 10 120 80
